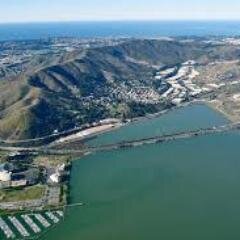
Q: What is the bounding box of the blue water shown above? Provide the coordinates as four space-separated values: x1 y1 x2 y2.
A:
1 21 240 41
87 104 229 147
44 104 240 240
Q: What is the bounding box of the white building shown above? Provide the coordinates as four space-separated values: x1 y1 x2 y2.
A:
11 179 27 187
172 98 184 105
0 164 12 182
49 164 66 183
50 172 61 183
57 164 66 172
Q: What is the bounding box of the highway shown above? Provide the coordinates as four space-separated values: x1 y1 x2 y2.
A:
0 122 239 155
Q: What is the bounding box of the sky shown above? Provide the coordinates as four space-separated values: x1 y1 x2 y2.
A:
1 0 240 23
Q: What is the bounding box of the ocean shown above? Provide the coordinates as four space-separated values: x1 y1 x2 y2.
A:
1 21 240 41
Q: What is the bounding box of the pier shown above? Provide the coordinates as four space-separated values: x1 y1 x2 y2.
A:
56 210 64 217
21 214 41 233
8 216 30 237
34 213 51 228
0 217 15 239
46 212 59 223
0 210 64 239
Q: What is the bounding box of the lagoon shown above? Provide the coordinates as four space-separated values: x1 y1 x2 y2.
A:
44 104 240 240
87 104 228 147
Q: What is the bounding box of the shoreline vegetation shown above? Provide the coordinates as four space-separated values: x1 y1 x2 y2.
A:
0 100 234 236
51 100 232 148
0 99 231 151
1 36 240 236
50 102 195 147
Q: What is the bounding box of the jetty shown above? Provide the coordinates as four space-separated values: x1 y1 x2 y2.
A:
0 122 240 156
83 122 240 153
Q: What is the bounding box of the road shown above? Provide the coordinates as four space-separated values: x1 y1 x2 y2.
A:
0 122 239 155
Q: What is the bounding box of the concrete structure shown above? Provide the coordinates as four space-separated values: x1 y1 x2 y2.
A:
0 164 11 182
50 172 61 183
11 179 27 187
49 164 66 184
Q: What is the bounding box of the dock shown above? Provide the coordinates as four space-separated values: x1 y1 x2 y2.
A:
0 210 64 239
0 217 15 239
56 210 64 217
21 214 41 233
8 216 30 237
46 212 59 223
34 213 51 228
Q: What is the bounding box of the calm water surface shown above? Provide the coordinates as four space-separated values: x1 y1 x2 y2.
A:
87 104 228 147
1 21 240 41
42 104 240 240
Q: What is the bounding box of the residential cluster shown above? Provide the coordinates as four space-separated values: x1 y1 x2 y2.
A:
112 85 161 104
154 61 212 105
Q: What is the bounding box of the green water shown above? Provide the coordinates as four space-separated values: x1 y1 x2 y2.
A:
87 104 228 146
42 104 240 240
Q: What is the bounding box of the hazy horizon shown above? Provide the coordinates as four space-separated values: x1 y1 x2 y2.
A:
1 0 240 23
2 19 240 25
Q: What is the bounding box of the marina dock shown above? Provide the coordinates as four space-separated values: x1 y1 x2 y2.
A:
34 213 51 228
21 214 41 233
56 210 64 217
0 210 64 239
8 216 30 237
46 211 59 223
0 217 15 239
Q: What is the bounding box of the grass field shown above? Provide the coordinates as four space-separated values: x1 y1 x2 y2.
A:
0 185 45 202
33 154 71 167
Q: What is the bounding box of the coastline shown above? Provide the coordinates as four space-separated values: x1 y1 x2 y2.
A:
53 123 123 145
0 100 234 239
0 100 232 212
204 100 236 123
57 101 222 148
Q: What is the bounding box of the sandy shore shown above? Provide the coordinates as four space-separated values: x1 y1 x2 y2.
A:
55 123 122 144
204 100 236 123
53 100 230 146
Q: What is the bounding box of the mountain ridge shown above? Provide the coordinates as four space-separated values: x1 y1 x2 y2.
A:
0 38 239 140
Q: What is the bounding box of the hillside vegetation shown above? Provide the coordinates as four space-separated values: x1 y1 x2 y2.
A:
0 39 239 140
